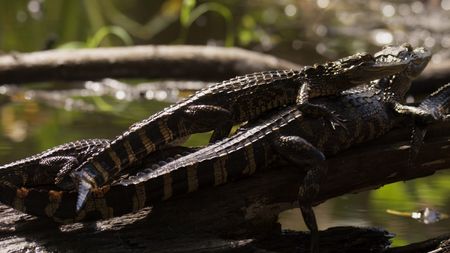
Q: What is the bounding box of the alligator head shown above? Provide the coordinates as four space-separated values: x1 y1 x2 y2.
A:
303 46 412 86
374 43 431 79
374 44 431 98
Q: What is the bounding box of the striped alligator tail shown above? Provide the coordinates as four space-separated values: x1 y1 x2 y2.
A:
55 105 193 210
0 146 197 223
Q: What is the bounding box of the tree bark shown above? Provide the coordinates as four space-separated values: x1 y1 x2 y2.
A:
0 45 300 84
0 121 449 252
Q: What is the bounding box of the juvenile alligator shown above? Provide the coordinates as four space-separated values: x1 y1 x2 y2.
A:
113 45 438 252
0 142 195 222
1 44 444 244
58 47 413 210
0 139 110 188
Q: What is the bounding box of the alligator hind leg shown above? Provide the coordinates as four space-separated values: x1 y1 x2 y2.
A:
412 84 450 157
397 84 450 174
273 135 327 253
182 105 233 143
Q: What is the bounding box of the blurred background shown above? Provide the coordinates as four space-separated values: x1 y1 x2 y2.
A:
0 0 449 246
2 0 450 62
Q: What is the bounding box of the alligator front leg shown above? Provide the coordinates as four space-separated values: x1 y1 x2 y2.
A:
417 83 450 122
296 80 346 129
273 135 327 253
181 105 234 143
396 84 450 174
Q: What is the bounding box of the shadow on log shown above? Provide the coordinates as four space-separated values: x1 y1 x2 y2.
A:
0 120 449 252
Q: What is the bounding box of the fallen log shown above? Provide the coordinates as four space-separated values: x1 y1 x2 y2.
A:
1 46 448 92
0 45 299 84
0 120 449 252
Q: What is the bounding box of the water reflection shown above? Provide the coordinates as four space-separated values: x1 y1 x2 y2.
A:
387 207 449 224
305 0 450 60
317 0 330 9
279 170 450 246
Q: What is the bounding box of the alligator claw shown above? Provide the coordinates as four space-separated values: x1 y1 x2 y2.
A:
299 103 348 132
328 111 348 131
316 109 348 132
76 180 92 212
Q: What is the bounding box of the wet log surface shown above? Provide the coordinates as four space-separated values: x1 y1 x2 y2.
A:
0 121 449 252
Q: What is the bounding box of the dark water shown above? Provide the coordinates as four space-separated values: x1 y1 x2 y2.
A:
280 170 450 246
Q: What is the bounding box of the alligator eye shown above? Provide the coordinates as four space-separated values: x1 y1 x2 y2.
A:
304 67 315 76
316 64 325 71
401 43 413 51
356 52 373 62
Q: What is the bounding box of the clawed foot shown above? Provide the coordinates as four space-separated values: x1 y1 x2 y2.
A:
327 111 348 131
297 103 348 131
425 110 445 123
432 111 450 122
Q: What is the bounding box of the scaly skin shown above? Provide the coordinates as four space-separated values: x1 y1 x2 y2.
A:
0 139 110 187
62 46 414 211
110 45 435 253
0 139 109 217
1 46 442 236
0 145 197 223
116 47 432 253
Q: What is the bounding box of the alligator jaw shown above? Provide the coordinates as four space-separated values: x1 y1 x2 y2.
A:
348 61 407 85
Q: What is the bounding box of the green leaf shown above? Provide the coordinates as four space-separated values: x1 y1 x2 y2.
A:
178 2 234 47
86 26 133 48
180 0 196 27
57 41 87 49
